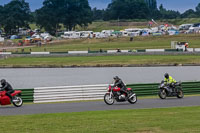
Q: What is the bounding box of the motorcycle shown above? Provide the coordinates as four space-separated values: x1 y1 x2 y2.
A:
158 81 184 99
0 90 23 107
104 85 137 105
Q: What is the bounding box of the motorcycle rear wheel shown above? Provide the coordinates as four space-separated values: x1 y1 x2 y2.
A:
104 93 115 105
12 96 23 107
177 89 184 98
159 90 167 99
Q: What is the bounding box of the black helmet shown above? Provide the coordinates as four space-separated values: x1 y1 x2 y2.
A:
113 76 119 80
164 73 169 79
1 79 6 85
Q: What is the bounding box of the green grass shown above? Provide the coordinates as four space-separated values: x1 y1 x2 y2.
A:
29 18 200 32
162 18 200 25
9 34 200 53
0 55 200 67
29 21 147 33
0 106 200 133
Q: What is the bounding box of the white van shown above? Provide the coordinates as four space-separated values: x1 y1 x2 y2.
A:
61 31 80 39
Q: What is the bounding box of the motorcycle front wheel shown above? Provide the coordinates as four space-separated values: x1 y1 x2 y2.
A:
104 93 115 105
128 93 137 104
177 89 184 98
12 96 23 107
159 89 167 99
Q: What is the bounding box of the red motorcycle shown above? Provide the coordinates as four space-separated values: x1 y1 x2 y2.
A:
0 90 23 107
104 85 137 105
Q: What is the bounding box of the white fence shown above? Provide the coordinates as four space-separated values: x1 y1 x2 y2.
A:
68 51 88 54
146 49 165 52
34 84 108 103
195 48 200 52
31 52 50 55
0 52 12 55
186 48 194 52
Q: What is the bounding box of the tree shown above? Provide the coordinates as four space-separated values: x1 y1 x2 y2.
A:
104 0 150 20
196 3 200 16
35 0 64 35
0 6 4 28
1 0 31 35
36 0 92 35
159 4 180 19
62 0 92 31
92 8 105 21
145 0 159 19
181 9 197 18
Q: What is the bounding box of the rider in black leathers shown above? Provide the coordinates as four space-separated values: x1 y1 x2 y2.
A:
1 79 14 102
113 76 128 97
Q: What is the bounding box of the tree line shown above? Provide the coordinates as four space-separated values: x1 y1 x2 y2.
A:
92 0 200 20
0 0 200 35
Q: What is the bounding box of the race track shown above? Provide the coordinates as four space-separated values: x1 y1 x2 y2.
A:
0 96 200 116
1 66 200 89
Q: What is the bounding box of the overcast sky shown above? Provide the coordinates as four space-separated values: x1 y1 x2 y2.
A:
0 0 200 13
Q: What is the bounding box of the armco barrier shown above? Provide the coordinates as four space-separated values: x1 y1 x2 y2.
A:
146 49 165 52
31 52 50 55
68 51 88 54
34 84 108 103
33 82 200 103
2 48 200 55
15 88 34 102
127 81 200 96
0 52 12 55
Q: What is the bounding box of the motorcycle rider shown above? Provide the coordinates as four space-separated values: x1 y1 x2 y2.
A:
113 76 128 99
0 79 14 102
164 73 177 93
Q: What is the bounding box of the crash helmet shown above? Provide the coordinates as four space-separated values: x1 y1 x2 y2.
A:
1 79 6 85
113 76 119 80
164 73 169 79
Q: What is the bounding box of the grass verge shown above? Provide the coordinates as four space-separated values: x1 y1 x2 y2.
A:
0 106 200 133
1 55 200 67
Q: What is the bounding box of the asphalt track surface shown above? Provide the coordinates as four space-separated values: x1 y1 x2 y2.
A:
1 66 200 89
0 96 200 116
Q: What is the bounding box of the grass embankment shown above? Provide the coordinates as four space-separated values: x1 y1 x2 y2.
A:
29 21 147 32
10 34 200 53
1 55 200 67
30 18 200 32
162 18 200 25
0 106 200 133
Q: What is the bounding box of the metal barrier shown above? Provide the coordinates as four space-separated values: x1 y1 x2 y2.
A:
27 81 200 103
15 89 34 102
34 84 108 103
127 81 200 96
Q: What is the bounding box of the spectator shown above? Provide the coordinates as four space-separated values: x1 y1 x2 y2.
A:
130 33 134 42
117 48 121 53
185 43 189 52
